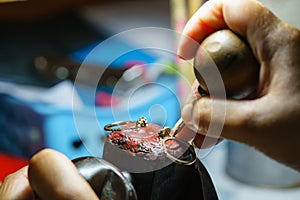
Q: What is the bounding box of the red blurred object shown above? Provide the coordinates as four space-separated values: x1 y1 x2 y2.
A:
96 91 119 107
0 153 28 182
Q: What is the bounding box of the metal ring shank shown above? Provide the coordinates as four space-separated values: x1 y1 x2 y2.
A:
104 121 136 132
162 137 197 165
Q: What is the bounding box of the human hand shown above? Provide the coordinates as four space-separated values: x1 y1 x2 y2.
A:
0 149 99 200
177 0 300 171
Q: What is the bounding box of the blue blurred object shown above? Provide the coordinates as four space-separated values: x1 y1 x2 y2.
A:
0 76 180 159
0 95 44 158
0 40 181 159
71 38 157 67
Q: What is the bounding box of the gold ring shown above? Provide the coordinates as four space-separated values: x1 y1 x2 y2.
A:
104 121 135 132
104 116 149 132
162 137 196 165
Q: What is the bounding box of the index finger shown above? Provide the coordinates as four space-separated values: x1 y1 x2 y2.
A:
177 0 266 59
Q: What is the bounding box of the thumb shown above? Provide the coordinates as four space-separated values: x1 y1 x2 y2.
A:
177 0 280 61
28 149 99 200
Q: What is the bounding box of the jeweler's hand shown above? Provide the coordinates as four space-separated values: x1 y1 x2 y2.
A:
0 166 34 200
0 149 99 200
178 0 300 171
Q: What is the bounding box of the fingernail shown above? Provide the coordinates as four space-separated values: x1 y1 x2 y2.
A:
182 103 199 133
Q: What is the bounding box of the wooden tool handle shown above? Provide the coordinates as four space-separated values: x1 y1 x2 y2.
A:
194 29 260 99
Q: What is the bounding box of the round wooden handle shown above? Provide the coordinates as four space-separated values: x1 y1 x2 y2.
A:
194 29 260 98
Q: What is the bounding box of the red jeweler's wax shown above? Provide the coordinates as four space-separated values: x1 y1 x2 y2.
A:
108 122 184 158
108 122 164 154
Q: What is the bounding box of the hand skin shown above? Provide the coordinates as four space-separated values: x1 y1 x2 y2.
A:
0 149 99 200
0 166 34 200
178 0 300 172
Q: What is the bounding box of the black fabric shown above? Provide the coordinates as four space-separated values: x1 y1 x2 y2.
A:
130 159 218 200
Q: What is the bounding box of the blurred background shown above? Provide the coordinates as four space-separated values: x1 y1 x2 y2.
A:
0 0 300 199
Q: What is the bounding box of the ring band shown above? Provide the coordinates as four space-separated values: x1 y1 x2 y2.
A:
104 121 136 132
104 116 149 132
162 137 196 165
